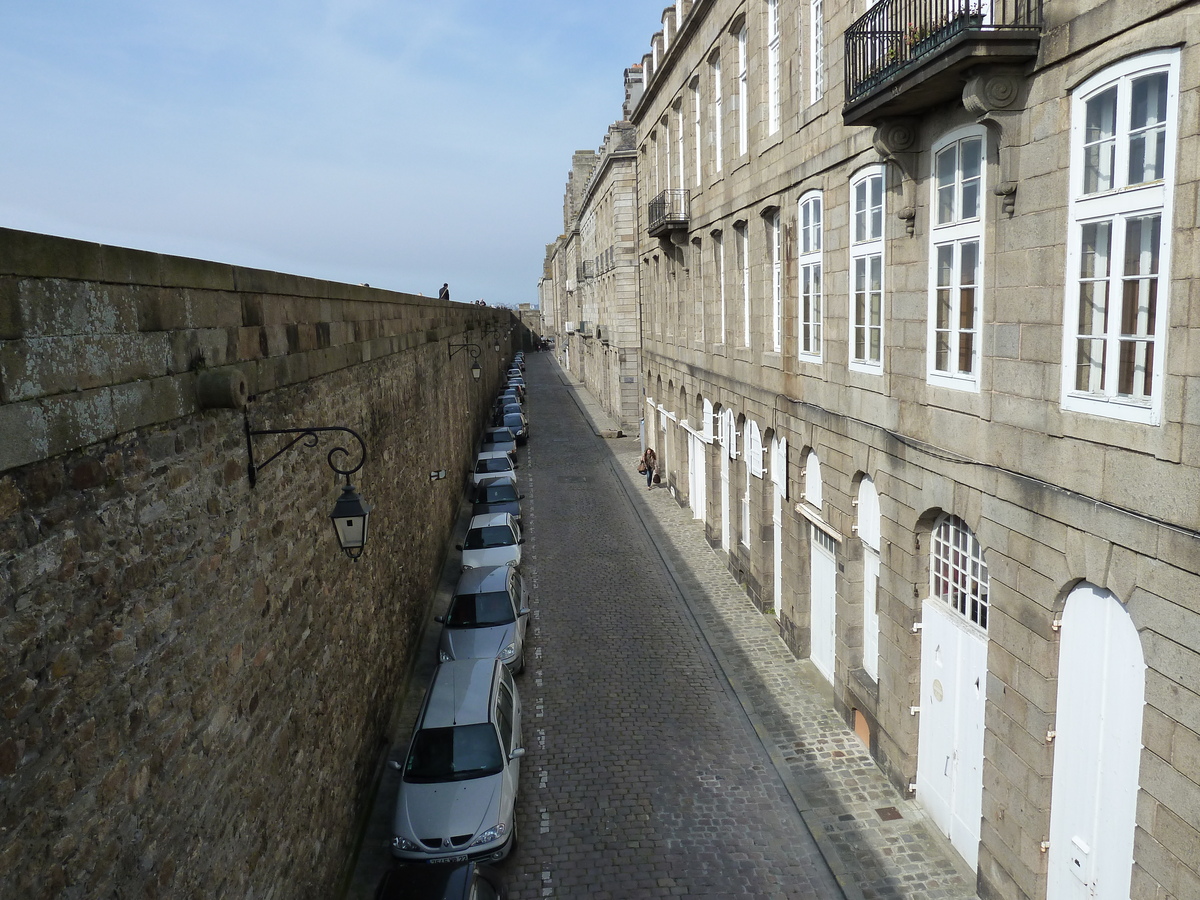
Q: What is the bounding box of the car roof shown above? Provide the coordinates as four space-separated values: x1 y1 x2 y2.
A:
454 565 512 594
476 449 512 461
476 474 517 490
468 512 516 530
422 659 498 729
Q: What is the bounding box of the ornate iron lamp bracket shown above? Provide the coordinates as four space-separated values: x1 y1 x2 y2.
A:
245 420 367 488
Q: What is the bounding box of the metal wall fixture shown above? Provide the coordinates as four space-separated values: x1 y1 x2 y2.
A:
244 420 372 559
448 336 483 380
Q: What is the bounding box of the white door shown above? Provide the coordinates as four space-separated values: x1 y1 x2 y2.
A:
720 447 731 550
862 548 880 681
809 524 837 683
916 598 987 870
1047 584 1144 900
772 490 783 620
688 432 707 522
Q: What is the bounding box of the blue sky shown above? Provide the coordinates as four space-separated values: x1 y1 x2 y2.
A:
0 1 660 306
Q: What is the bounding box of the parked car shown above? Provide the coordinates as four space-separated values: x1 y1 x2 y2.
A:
500 412 528 444
374 861 506 899
471 453 518 487
437 565 529 673
390 658 524 864
471 475 523 526
479 428 517 462
457 512 523 569
495 389 522 408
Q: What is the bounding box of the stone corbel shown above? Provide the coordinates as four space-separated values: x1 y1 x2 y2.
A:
963 67 1029 216
872 118 920 231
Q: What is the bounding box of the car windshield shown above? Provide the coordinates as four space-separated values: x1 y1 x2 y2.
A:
446 590 515 627
464 525 516 549
479 483 519 503
405 724 503 782
475 458 512 474
503 415 523 428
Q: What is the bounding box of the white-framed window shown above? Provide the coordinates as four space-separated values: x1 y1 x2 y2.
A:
767 0 781 134
850 166 885 370
741 423 754 546
930 514 989 632
803 449 822 512
929 129 985 390
676 103 686 190
692 80 702 186
737 26 749 155
1062 50 1178 424
810 0 824 103
735 221 750 347
710 230 726 346
693 237 705 344
798 191 823 360
711 56 724 174
768 210 783 352
662 115 672 191
857 476 881 682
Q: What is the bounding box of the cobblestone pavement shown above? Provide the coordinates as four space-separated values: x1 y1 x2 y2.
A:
346 351 980 900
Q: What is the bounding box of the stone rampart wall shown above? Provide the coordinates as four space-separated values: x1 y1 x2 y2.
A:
0 229 515 898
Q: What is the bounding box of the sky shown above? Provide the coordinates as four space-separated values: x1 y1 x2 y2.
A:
0 0 662 307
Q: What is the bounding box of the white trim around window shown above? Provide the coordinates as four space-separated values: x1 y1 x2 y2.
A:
768 209 782 353
1061 49 1179 425
928 127 985 392
798 190 823 362
850 165 885 372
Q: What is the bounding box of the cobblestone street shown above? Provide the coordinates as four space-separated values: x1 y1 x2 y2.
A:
348 351 980 899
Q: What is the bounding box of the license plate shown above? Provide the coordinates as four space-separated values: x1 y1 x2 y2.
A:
431 854 468 865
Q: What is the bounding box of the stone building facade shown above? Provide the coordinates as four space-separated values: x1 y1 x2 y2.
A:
0 229 516 898
591 2 1200 899
542 68 646 431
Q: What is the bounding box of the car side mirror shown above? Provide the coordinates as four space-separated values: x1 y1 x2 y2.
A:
455 544 463 551
509 748 526 760
518 538 525 545
519 608 530 616
518 494 525 500
435 615 445 624
388 760 402 770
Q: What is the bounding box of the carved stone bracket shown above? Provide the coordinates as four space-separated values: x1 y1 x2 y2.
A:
963 67 1029 216
873 118 920 227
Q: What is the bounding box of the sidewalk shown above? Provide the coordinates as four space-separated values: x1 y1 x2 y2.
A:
550 358 979 900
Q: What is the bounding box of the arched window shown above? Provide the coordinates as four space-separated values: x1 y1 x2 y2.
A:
930 514 988 630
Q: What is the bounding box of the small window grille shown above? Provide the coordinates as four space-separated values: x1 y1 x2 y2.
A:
930 515 989 630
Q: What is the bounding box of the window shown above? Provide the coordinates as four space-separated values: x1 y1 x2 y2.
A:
768 210 782 352
692 81 702 185
767 0 781 134
693 237 705 343
711 56 724 173
929 130 984 389
798 191 823 360
930 514 988 631
810 0 824 102
662 116 672 190
1063 50 1178 424
737 27 749 155
734 222 750 347
676 103 686 190
850 167 885 370
713 231 726 343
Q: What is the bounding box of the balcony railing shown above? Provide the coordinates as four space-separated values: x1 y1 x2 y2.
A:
648 189 690 237
844 0 1042 117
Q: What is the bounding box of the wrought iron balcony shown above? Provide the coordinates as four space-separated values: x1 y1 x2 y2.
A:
648 189 690 237
843 0 1042 126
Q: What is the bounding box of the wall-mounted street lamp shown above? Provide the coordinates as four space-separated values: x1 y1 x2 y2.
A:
483 324 503 353
244 421 372 560
449 337 483 380
429 469 447 482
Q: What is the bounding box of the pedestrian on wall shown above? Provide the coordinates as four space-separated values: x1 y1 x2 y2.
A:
638 446 657 489
438 283 450 301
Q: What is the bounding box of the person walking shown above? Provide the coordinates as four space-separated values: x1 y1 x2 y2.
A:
438 283 450 301
638 447 657 489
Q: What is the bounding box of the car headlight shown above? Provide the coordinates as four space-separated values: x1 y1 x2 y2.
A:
469 822 507 847
439 649 454 662
392 836 419 851
498 642 516 661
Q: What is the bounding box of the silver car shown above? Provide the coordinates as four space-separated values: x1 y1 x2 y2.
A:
457 512 523 570
391 658 524 864
438 566 530 673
